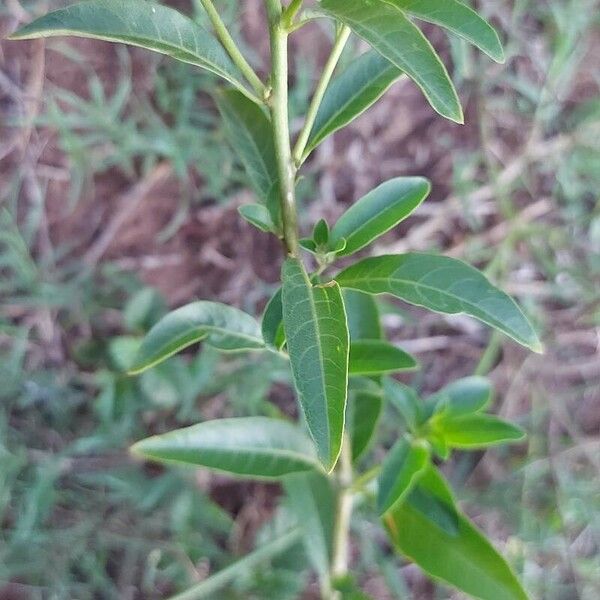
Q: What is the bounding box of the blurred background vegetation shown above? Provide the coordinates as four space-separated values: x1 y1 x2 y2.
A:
1 0 599 598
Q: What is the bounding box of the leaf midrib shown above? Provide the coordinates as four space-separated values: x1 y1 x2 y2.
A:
132 324 263 372
309 62 402 151
401 506 523 598
13 28 231 77
328 4 457 117
146 445 319 468
299 267 332 461
338 274 524 333
222 102 275 197
334 185 423 251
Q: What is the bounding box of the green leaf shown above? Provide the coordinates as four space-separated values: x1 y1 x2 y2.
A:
128 301 264 375
385 468 529 600
384 378 423 432
300 238 319 254
9 0 254 99
378 438 430 514
319 0 463 123
427 432 450 461
131 417 321 478
434 415 526 448
405 467 459 535
349 376 382 397
305 50 404 157
348 392 383 461
343 290 382 341
349 340 418 375
432 376 492 417
282 258 349 471
384 0 504 63
313 219 330 247
262 287 285 350
216 90 281 226
331 177 430 257
336 253 542 352
284 472 335 580
238 204 275 233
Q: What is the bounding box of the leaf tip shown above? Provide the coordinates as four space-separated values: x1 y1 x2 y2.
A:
495 48 507 64
129 440 149 459
453 111 465 125
530 339 545 354
126 361 146 376
5 29 24 41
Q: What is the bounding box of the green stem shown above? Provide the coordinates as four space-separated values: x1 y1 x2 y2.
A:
282 0 303 29
197 0 265 97
293 25 351 165
329 434 354 598
266 0 299 256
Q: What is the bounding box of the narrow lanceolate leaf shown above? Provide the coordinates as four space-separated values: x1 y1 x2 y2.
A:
349 340 418 375
348 392 383 461
262 287 285 350
331 177 430 257
378 438 430 515
131 417 321 478
385 0 504 63
343 289 382 341
384 378 423 432
319 0 463 123
238 204 275 234
385 468 529 600
129 301 264 375
336 254 542 352
305 50 404 157
435 415 526 448
432 376 492 417
282 258 349 471
216 90 281 226
284 472 335 580
406 468 459 535
9 0 253 99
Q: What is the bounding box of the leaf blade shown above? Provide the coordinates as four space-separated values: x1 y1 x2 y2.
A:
378 438 430 515
284 472 335 580
435 414 526 448
262 287 285 349
306 50 404 156
129 301 264 375
385 468 529 600
132 417 321 478
348 392 383 461
238 204 275 233
335 253 542 352
343 289 382 341
282 258 349 471
431 376 493 417
349 340 418 375
319 0 463 123
386 0 504 62
331 177 430 256
384 378 423 433
216 90 281 226
9 0 253 98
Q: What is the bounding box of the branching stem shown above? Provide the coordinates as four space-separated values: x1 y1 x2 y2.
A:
266 0 299 256
293 24 351 165
198 0 265 97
